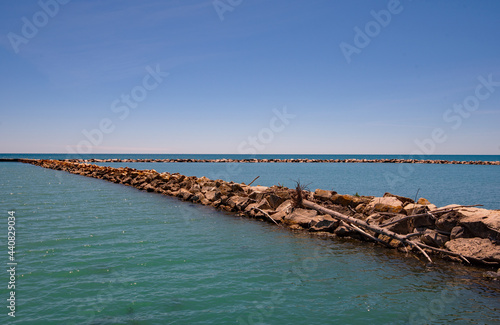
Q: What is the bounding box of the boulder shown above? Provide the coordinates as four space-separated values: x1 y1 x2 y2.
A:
269 210 288 223
435 211 461 233
230 183 245 193
383 192 414 205
445 238 500 261
403 203 428 215
218 183 233 196
313 189 333 201
275 200 293 213
283 208 318 227
266 194 286 210
331 194 369 208
450 226 469 239
421 229 449 248
200 198 211 206
366 197 404 214
205 190 221 202
455 207 500 242
255 198 272 210
417 198 431 205
177 188 192 201
248 187 268 201
227 196 250 211
190 193 205 203
334 224 354 237
382 215 413 234
310 216 339 232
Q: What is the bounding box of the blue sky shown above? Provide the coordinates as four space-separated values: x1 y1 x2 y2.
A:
1 0 499 154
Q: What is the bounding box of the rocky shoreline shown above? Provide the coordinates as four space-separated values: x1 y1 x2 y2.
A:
22 159 500 271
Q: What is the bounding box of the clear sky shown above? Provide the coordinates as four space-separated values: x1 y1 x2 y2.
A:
1 0 499 154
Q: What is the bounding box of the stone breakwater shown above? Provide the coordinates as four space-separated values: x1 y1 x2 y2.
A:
23 159 500 270
61 158 500 165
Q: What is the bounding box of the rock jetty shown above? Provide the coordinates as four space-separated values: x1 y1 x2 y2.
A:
23 159 500 269
57 158 500 165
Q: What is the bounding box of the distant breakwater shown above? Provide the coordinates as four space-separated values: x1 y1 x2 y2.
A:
2 158 500 165
58 158 500 165
22 159 500 271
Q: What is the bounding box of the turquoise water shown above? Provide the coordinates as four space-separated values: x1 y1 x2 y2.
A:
1 160 500 324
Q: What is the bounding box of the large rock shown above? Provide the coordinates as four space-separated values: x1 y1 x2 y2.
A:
403 203 428 215
276 199 293 213
435 211 461 233
309 215 339 232
227 196 250 211
452 207 500 241
331 194 369 208
177 188 192 201
313 189 334 201
283 208 318 227
445 238 500 261
421 229 449 248
248 186 268 201
205 190 221 202
366 197 404 214
266 194 286 210
381 215 413 234
383 192 414 205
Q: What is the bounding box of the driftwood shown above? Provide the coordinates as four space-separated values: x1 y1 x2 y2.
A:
302 200 434 264
252 207 280 226
378 204 484 228
303 200 500 266
348 223 393 248
247 176 260 186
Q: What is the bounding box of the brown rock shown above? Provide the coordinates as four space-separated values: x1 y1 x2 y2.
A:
230 183 245 193
313 189 333 201
205 190 221 202
421 229 449 247
275 200 293 213
200 198 211 206
383 192 414 205
435 211 461 233
266 194 286 210
331 194 369 208
269 210 287 223
417 198 431 205
334 222 357 237
445 238 500 261
227 196 250 211
450 226 469 239
383 215 413 234
255 198 272 210
455 207 500 242
283 208 318 227
310 215 339 232
218 183 233 196
177 188 192 201
403 203 428 215
366 197 405 214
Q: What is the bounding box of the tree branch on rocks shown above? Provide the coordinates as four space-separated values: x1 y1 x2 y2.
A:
252 207 280 226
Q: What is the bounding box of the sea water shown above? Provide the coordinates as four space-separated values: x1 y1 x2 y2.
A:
1 156 499 324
